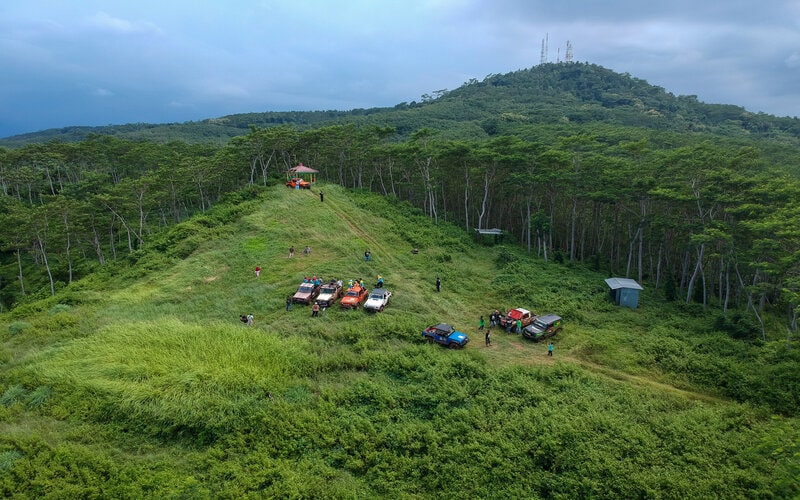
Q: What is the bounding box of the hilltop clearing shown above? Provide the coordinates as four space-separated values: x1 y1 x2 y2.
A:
0 184 797 498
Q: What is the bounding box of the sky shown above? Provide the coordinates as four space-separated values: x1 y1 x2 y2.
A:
2 1 800 138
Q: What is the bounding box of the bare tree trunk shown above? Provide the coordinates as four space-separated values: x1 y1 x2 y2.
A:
463 165 470 232
35 234 55 296
15 250 25 295
92 226 106 265
686 242 705 305
477 165 496 230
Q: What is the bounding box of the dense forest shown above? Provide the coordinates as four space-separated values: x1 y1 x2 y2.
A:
1 63 799 336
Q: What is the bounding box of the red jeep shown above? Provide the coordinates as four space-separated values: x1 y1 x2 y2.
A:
498 308 536 330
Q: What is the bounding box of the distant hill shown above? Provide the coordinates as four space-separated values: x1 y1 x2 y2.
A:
3 62 800 148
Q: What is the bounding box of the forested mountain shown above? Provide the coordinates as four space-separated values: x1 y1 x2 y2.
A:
1 62 798 337
3 62 800 147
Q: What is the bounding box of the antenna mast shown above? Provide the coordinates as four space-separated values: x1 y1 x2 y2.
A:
540 33 549 64
565 40 573 63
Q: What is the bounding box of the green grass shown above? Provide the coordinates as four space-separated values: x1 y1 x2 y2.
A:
0 183 798 498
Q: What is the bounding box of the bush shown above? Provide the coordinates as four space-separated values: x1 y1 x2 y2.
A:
8 322 31 336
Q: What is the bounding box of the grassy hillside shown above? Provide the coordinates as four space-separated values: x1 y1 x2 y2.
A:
1 184 798 498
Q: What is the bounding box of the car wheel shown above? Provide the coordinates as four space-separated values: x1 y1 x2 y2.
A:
379 305 384 312
426 337 434 343
449 342 460 349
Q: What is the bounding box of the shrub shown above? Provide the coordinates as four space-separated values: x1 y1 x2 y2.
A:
8 322 31 336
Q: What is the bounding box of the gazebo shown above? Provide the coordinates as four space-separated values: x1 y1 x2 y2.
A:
604 277 644 309
286 163 319 184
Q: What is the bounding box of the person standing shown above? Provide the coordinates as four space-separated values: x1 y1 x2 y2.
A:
479 316 485 330
246 314 254 326
485 329 491 346
286 296 293 311
436 276 441 292
365 249 371 261
516 319 522 335
289 246 295 258
311 303 320 317
547 342 554 357
255 266 261 277
319 191 324 202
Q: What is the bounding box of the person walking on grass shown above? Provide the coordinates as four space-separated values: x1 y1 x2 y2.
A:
479 316 485 330
255 266 261 277
319 191 324 202
547 342 554 357
436 276 441 292
311 303 320 317
286 296 293 311
485 329 491 346
289 246 295 258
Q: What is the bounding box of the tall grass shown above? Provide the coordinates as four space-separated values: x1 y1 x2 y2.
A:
0 183 797 497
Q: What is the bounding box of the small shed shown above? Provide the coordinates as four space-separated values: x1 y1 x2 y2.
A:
474 228 504 244
604 277 644 309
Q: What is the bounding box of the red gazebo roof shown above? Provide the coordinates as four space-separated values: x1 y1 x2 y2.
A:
287 163 319 173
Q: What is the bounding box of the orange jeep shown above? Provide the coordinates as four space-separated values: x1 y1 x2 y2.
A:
340 285 369 309
286 177 311 189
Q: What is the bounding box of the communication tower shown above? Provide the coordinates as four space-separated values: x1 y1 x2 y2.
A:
540 33 549 64
565 41 573 63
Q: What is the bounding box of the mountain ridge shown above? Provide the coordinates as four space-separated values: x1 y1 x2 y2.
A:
3 62 799 147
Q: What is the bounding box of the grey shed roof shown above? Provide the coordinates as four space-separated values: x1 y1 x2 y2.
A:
604 277 644 290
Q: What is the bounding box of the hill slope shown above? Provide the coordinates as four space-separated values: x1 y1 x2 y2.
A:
0 184 798 497
3 63 800 147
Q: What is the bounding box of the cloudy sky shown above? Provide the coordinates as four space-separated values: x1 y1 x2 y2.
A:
2 1 799 138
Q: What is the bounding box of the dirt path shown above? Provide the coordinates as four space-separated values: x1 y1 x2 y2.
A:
479 336 725 404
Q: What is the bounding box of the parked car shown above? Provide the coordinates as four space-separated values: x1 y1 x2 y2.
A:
286 177 311 189
363 288 392 312
292 282 320 304
340 285 369 309
498 308 536 330
522 314 563 342
315 281 343 307
422 323 469 348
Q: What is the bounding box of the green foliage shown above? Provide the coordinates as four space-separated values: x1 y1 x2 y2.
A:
0 155 797 497
7 322 31 336
714 312 760 341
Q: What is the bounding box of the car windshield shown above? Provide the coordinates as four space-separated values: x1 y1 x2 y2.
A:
346 291 359 297
531 319 547 329
298 284 314 292
320 286 335 293
369 293 382 299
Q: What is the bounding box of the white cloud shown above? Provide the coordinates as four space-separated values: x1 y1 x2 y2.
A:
86 11 162 36
785 52 800 69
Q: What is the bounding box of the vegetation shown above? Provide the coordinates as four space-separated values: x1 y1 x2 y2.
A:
0 184 798 497
0 62 798 496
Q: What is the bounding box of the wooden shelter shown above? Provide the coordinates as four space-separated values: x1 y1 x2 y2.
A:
286 163 319 183
474 228 505 244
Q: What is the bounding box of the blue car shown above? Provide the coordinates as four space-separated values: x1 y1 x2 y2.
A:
422 323 469 349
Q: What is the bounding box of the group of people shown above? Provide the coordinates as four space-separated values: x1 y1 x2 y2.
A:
479 311 554 355
303 276 324 285
287 246 312 258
